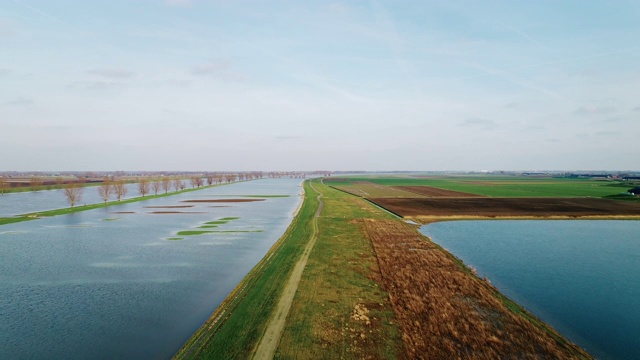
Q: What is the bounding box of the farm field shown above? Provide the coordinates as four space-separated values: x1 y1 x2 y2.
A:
371 197 640 219
181 178 592 359
326 175 634 198
326 175 640 220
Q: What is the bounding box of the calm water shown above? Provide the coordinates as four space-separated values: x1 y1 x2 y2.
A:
0 183 140 217
420 220 640 360
0 179 302 359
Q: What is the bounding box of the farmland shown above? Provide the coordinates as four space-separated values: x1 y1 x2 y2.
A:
178 177 593 359
326 175 635 198
326 175 640 221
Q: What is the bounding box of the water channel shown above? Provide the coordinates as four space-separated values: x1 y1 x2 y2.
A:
0 179 302 359
421 220 640 360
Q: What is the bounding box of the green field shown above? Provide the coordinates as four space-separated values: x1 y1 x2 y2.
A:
327 175 634 198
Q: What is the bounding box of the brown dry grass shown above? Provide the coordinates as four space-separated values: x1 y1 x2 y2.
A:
363 219 592 359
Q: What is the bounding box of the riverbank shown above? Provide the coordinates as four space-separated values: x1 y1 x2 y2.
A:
176 179 591 358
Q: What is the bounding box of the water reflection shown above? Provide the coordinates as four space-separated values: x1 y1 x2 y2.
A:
0 179 302 359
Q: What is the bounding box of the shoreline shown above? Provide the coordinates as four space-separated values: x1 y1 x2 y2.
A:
176 179 593 358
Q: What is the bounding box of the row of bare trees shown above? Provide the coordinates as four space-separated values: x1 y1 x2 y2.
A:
0 178 8 194
60 173 252 207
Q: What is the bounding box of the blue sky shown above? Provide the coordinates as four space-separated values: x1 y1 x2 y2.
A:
1 0 639 171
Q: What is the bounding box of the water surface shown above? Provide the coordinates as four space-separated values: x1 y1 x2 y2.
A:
0 179 302 359
421 220 640 360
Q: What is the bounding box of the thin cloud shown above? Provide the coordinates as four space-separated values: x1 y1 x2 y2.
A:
67 81 126 90
191 60 248 82
459 117 497 130
4 97 34 107
573 105 616 116
191 60 231 75
0 68 10 76
504 102 518 109
632 106 640 112
0 18 16 37
88 68 135 79
325 2 350 14
164 0 192 7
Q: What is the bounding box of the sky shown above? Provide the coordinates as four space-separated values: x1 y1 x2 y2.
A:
1 0 639 171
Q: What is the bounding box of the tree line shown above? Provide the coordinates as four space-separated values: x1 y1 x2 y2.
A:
60 173 256 208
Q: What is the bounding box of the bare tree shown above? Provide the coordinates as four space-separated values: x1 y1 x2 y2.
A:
30 176 44 192
161 177 171 193
151 179 162 195
97 179 113 204
206 173 214 186
190 176 199 189
113 179 128 201
173 178 182 192
138 178 150 197
63 183 83 207
54 177 65 189
0 177 8 194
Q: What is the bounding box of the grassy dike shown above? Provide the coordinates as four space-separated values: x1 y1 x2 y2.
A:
0 183 239 226
174 180 320 359
174 179 404 359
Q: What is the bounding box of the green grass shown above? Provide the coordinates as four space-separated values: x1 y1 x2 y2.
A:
219 217 240 221
275 180 401 359
177 230 216 236
103 218 119 221
174 181 319 359
198 225 219 229
335 176 631 198
204 221 229 225
168 237 184 241
174 179 402 359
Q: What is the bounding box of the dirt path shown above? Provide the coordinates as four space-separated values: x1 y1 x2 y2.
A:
251 181 323 360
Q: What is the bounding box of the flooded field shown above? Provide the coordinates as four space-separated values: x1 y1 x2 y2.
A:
421 220 640 360
0 179 302 359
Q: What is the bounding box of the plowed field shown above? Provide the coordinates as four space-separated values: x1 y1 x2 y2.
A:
363 219 590 359
368 197 640 218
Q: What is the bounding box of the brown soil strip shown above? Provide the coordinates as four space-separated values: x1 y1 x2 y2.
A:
362 219 591 359
112 211 135 214
144 205 194 208
394 186 482 197
182 199 265 203
369 197 640 217
149 211 207 214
